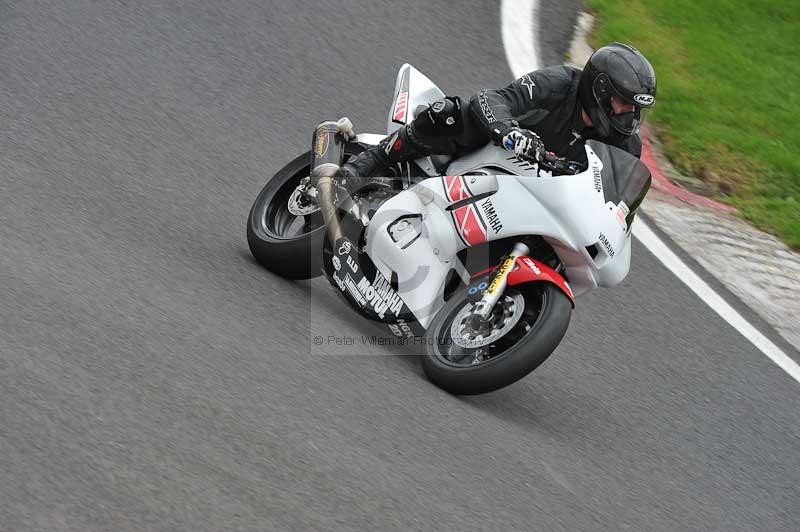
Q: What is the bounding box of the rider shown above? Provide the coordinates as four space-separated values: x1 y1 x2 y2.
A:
341 42 657 183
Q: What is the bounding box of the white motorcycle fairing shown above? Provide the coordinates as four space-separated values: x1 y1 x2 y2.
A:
387 64 446 135
385 64 446 177
351 65 644 329
364 143 633 329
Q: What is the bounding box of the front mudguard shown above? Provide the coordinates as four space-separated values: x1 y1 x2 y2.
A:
469 256 575 307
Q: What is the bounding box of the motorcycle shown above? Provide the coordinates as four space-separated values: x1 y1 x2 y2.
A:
247 64 651 395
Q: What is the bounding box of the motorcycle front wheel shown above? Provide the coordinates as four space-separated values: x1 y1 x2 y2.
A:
247 146 362 279
421 283 572 395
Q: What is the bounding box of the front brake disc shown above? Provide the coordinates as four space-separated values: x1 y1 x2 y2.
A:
449 292 525 349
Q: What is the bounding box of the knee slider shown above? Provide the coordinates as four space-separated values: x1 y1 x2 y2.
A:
413 96 463 137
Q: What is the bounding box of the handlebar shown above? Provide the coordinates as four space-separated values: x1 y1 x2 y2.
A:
534 151 585 175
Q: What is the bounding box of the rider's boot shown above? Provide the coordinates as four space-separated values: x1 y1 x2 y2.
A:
340 96 464 193
340 126 425 193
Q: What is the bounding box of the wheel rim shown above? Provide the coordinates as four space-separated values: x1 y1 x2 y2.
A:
449 292 526 349
257 163 325 240
433 287 547 368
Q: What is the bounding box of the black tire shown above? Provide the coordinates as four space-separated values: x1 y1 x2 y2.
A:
421 283 572 395
246 147 362 279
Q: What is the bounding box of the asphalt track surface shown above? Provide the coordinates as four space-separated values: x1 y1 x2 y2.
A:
1 1 799 530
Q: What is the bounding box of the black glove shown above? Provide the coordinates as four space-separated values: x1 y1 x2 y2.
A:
494 125 545 162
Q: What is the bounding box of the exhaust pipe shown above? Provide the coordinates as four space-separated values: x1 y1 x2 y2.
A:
309 119 353 243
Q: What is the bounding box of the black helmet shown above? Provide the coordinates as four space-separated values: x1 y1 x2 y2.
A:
578 42 657 137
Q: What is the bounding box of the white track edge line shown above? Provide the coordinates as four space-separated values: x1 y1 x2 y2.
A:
499 0 800 384
502 0 540 74
634 222 800 382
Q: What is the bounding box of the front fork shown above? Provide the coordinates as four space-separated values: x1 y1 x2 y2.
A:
472 242 531 319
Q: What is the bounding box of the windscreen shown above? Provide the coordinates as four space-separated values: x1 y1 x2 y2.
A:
587 140 651 227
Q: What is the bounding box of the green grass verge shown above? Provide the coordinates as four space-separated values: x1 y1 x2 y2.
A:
585 0 800 249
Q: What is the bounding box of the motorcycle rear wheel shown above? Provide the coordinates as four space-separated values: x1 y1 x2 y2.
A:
421 283 572 395
247 147 362 279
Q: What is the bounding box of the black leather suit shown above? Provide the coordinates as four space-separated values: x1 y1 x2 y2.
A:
467 65 642 162
343 65 643 179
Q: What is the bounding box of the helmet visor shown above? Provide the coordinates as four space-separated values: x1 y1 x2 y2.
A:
609 108 642 136
592 73 648 135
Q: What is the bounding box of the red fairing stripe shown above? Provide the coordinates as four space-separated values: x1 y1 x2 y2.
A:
472 256 575 306
452 205 487 246
444 175 471 202
393 92 408 123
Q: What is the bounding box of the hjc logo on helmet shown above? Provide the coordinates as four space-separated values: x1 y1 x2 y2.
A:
633 94 655 106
